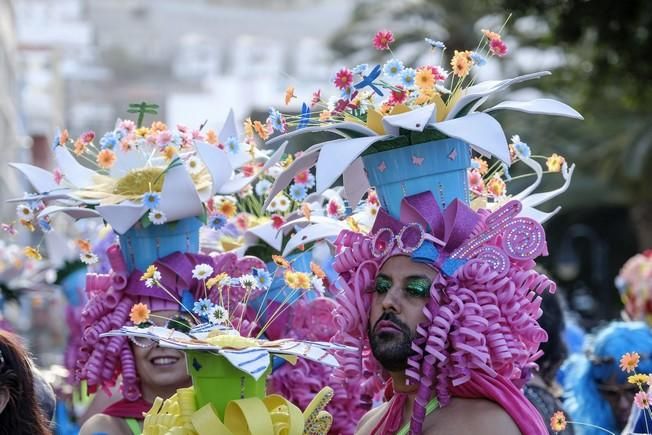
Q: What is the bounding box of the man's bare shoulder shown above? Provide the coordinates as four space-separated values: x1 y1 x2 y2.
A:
355 401 390 435
425 397 521 435
79 413 133 435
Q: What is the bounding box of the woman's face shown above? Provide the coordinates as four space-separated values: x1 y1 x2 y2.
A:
131 310 191 392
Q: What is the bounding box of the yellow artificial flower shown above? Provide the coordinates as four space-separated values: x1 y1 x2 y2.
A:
550 410 567 432
486 176 506 197
546 153 566 172
207 272 229 290
135 127 149 138
284 86 296 105
472 157 489 175
629 374 650 386
415 68 435 90
23 246 42 260
162 145 177 161
141 265 158 281
217 199 237 219
451 50 472 78
319 110 331 122
284 271 299 289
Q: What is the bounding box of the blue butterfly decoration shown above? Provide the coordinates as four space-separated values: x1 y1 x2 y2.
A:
297 102 311 129
354 64 384 96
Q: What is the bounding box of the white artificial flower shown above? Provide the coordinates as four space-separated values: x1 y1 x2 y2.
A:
152 270 162 281
186 156 203 174
311 277 325 294
276 194 290 212
208 305 229 325
145 278 155 288
16 204 34 221
238 274 258 291
255 179 272 196
192 263 214 280
79 252 98 265
149 209 167 225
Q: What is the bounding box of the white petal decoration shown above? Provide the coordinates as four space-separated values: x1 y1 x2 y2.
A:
518 205 562 224
38 205 102 220
243 222 283 252
483 98 584 120
195 141 234 200
446 71 552 120
521 163 575 209
158 162 203 224
5 192 73 203
430 113 510 163
219 109 240 145
343 157 370 207
315 135 389 194
264 147 321 208
512 155 544 201
96 202 147 235
9 163 60 194
381 104 436 136
109 145 149 179
266 122 376 146
282 221 344 256
54 146 98 188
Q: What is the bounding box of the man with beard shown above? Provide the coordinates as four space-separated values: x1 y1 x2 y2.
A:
331 194 553 435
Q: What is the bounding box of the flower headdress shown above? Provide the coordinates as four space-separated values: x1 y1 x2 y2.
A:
615 250 652 324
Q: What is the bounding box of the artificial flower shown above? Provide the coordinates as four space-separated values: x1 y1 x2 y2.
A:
16 204 34 221
424 38 446 49
451 50 472 78
192 264 214 280
142 192 161 209
19 219 35 232
217 199 237 218
239 274 258 292
162 145 177 161
482 29 501 41
547 153 566 172
76 239 92 253
73 139 87 155
294 272 311 290
487 175 506 197
284 86 296 105
272 255 291 269
620 352 641 373
270 214 285 230
311 90 321 107
326 197 344 218
208 305 229 325
23 246 42 260
310 262 326 279
99 132 118 149
254 268 272 290
208 213 227 231
96 149 117 169
193 298 214 317
293 169 315 188
255 179 272 197
205 129 218 145
141 265 158 281
490 38 508 57
333 68 354 90
253 120 270 140
148 209 167 225
225 136 240 154
284 271 300 289
471 157 489 175
53 168 64 185
289 184 307 202
80 252 99 265
130 303 151 325
301 202 312 221
400 68 417 89
628 374 650 386
550 411 567 432
80 130 96 143
206 272 229 290
373 30 394 51
145 278 155 288
383 59 404 78
185 156 202 174
415 68 435 89
634 391 652 409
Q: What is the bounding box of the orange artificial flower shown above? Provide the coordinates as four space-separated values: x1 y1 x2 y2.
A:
73 139 87 155
129 303 151 325
97 149 117 169
620 352 641 373
205 129 218 145
310 262 326 279
217 199 237 219
162 145 177 161
272 255 291 269
284 86 296 105
550 411 567 432
253 121 270 141
76 239 92 253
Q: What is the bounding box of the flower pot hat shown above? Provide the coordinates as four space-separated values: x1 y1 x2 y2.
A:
616 250 652 324
262 29 583 435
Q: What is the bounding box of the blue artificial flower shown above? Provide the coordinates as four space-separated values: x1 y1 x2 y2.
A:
253 268 272 290
268 107 283 132
255 179 272 196
38 218 52 232
142 191 160 209
225 136 239 154
400 68 417 89
352 63 368 74
425 38 446 49
208 213 227 231
193 298 214 317
383 59 404 78
99 132 119 150
114 128 125 141
470 52 487 67
297 103 311 129
511 135 531 159
501 162 512 180
289 183 307 202
470 159 481 169
51 129 61 149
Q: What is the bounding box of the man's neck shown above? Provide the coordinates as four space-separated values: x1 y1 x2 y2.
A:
389 370 420 426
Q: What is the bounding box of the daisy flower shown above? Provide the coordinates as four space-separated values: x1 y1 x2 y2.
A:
486 176 506 197
208 213 227 231
620 352 641 373
145 278 155 288
272 255 291 269
185 156 202 174
284 86 296 105
23 246 42 260
97 149 117 169
289 184 307 202
225 136 239 154
400 68 417 89
192 264 214 280
511 135 531 159
205 129 218 145
471 157 489 175
451 50 472 78
415 68 435 89
208 305 229 325
141 265 158 281
470 52 487 66
16 204 34 221
549 411 567 432
326 197 345 218
193 298 214 317
253 268 272 290
383 59 404 78
206 272 229 290
373 30 394 50
546 154 566 172
80 252 98 265
129 303 150 325
295 272 311 289
239 274 259 292
333 68 354 90
490 38 508 57
148 209 167 225
255 179 272 197
142 192 161 209
424 38 445 49
217 199 237 218
628 373 650 386
311 277 325 293
634 391 652 409
99 132 118 149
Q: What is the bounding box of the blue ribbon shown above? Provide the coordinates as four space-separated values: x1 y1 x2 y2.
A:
411 241 468 277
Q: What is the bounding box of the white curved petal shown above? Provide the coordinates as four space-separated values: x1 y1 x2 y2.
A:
195 141 233 200
446 71 552 120
38 205 102 220
54 146 98 188
381 104 436 136
483 98 583 120
96 202 147 235
512 156 543 201
219 108 239 145
9 163 59 193
266 122 376 146
316 135 389 194
343 157 370 207
264 148 321 209
521 163 575 209
109 146 149 178
518 205 561 224
282 222 344 256
431 113 510 163
243 222 283 251
158 162 203 223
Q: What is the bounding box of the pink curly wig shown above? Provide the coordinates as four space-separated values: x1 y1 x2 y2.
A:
331 194 554 434
75 243 264 401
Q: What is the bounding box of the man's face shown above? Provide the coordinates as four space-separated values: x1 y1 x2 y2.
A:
368 255 435 372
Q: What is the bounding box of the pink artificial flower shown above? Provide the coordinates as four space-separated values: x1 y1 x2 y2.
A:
490 38 508 57
420 65 447 82
389 86 407 105
327 198 344 218
270 214 285 230
119 119 136 133
634 391 652 409
53 168 64 185
235 213 250 232
311 90 321 107
241 164 255 178
191 129 204 140
80 130 96 144
156 130 172 147
333 68 354 90
1 223 17 236
367 189 379 206
373 30 394 51
468 169 485 195
176 124 188 133
293 169 311 186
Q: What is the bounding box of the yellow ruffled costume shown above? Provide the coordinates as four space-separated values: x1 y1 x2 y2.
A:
143 385 333 435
